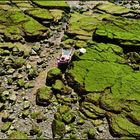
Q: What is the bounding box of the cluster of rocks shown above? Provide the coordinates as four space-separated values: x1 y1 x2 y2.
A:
1 0 140 139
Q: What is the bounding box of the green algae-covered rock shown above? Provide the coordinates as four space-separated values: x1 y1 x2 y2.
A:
84 93 101 105
96 2 131 15
87 128 95 139
66 61 132 93
62 112 75 124
46 68 62 86
1 122 12 132
12 57 25 68
52 80 72 95
107 113 140 137
0 9 47 41
26 8 53 21
80 102 105 119
52 80 65 93
101 72 140 112
52 119 66 138
93 16 140 47
9 131 28 139
50 9 64 22
32 0 69 10
36 86 53 106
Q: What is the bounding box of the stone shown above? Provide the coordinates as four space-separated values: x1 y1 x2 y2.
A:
46 68 62 86
62 112 75 124
87 128 95 139
30 125 41 136
9 131 28 139
23 101 30 109
1 122 12 132
9 93 17 102
28 68 38 80
36 86 53 106
52 119 66 138
17 78 25 88
107 113 140 137
12 57 25 68
22 109 29 118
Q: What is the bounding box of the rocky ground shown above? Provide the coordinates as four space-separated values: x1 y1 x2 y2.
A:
0 0 140 139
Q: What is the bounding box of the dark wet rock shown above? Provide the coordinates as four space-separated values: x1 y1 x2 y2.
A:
36 86 53 106
52 119 66 138
1 122 12 132
46 68 62 86
8 131 28 139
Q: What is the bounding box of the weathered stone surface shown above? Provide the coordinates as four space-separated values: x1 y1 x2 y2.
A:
36 86 53 106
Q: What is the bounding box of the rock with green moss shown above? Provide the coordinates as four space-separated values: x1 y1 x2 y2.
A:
52 119 66 138
84 93 101 105
50 9 64 22
52 80 65 93
107 113 140 137
52 80 71 95
96 2 131 15
12 57 25 68
80 102 105 119
93 15 140 47
26 8 53 21
9 131 28 139
1 122 12 132
17 78 25 88
36 86 53 106
87 128 95 139
46 68 62 86
32 0 69 10
62 112 75 124
28 68 38 80
30 125 42 136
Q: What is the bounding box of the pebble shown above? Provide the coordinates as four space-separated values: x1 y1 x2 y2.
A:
97 126 105 133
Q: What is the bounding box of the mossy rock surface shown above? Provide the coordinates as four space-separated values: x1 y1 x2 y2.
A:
96 2 131 15
107 113 140 137
26 8 53 21
36 86 53 106
9 131 28 139
52 119 66 138
46 68 62 86
32 0 69 10
93 16 140 47
0 9 47 41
